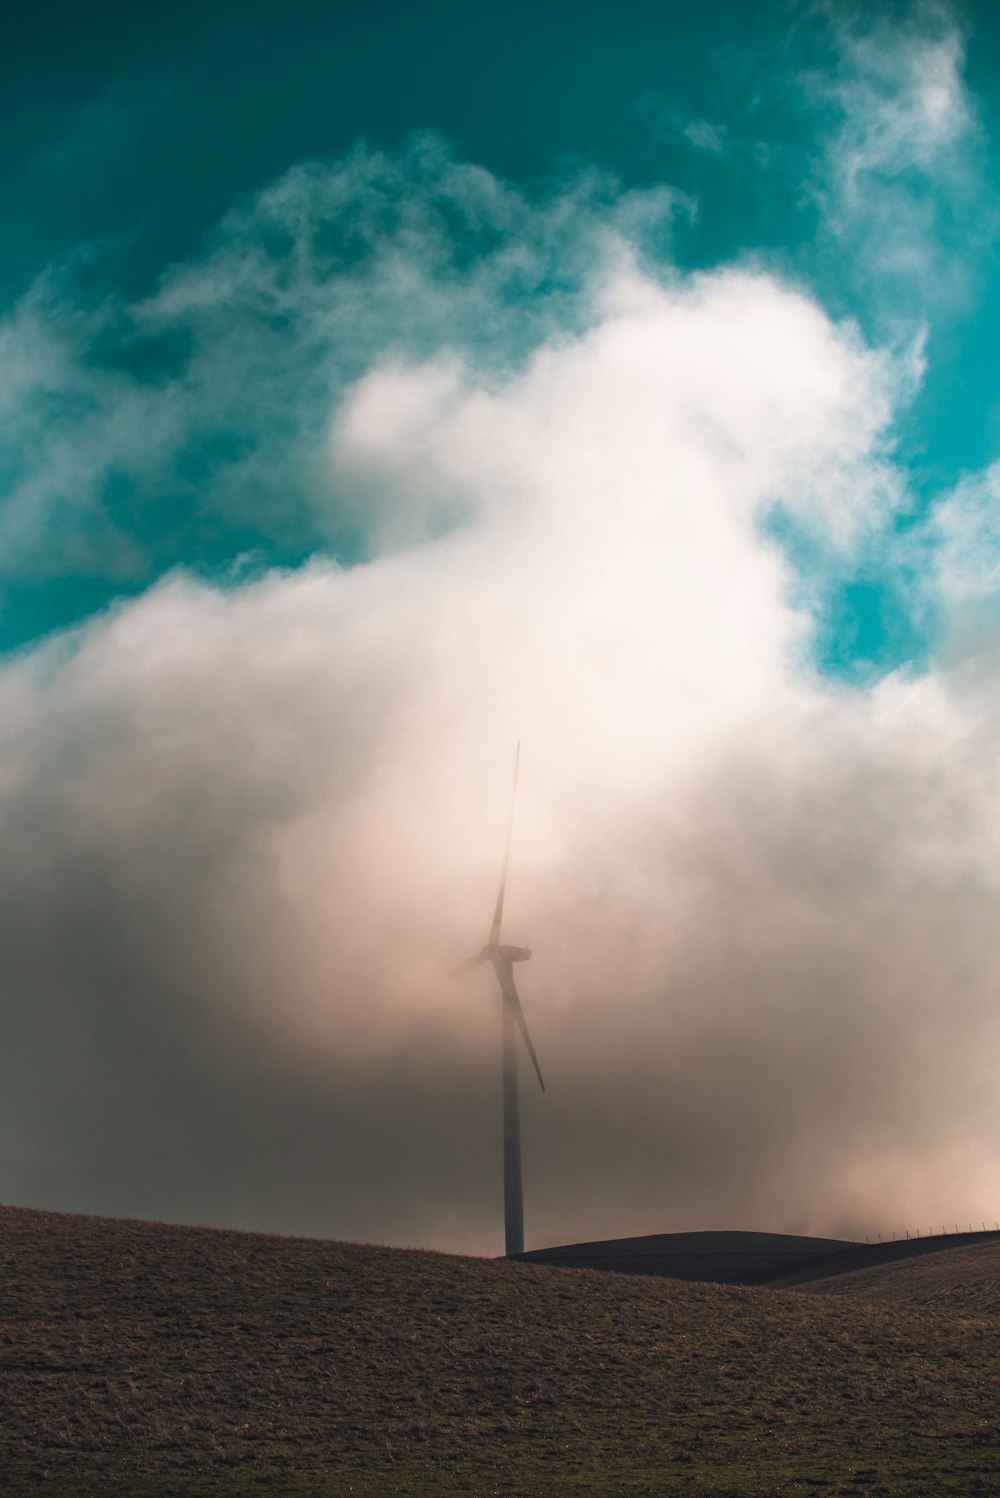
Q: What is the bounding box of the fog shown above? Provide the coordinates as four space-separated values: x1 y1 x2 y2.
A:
3 233 1000 1253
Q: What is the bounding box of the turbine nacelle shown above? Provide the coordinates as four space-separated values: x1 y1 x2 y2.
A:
495 944 531 963
451 943 531 977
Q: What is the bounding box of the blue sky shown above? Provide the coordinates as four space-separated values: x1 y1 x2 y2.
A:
5 1 1000 1250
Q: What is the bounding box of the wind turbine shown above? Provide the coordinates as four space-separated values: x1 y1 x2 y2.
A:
455 744 544 1257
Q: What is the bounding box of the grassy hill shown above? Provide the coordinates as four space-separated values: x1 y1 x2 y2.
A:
1 1204 998 1496
796 1235 1000 1313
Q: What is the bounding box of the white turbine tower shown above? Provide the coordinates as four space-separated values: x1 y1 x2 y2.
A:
455 744 545 1256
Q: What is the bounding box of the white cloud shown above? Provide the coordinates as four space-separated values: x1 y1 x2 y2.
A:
683 120 726 155
333 266 906 559
3 252 1000 1251
0 138 682 593
931 461 1000 607
810 3 986 325
831 12 972 188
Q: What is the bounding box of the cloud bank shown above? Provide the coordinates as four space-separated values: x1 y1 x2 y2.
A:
4 232 1000 1251
3 5 1000 1254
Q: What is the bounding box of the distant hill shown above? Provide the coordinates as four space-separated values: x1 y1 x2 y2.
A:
516 1228 854 1283
1 1203 998 1496
517 1225 1000 1288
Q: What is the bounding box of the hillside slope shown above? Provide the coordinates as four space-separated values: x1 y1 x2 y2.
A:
1 1204 998 1496
795 1237 1000 1313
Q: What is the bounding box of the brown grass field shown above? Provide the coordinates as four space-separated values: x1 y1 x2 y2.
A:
1 1204 998 1496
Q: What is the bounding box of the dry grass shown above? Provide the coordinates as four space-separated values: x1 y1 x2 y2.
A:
0 1204 998 1496
796 1237 1000 1314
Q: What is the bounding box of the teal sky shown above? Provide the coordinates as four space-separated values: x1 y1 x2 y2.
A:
5 0 1000 674
9 1 1000 1248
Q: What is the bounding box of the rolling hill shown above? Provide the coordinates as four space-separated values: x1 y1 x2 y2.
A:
516 1228 857 1283
517 1225 1000 1288
0 1203 998 1496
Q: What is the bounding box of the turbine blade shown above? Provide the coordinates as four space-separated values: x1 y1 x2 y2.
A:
452 950 489 980
505 977 545 1093
488 742 520 946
